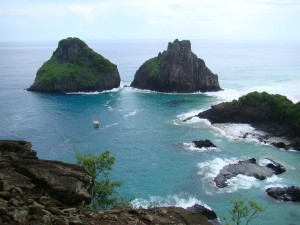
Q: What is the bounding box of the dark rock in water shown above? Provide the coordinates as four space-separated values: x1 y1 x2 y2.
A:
193 139 217 148
266 186 300 202
214 158 285 188
28 37 120 93
130 39 221 93
265 158 286 174
272 142 286 149
187 204 217 220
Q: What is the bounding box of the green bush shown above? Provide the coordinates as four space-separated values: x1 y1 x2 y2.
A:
74 150 131 210
223 199 265 225
238 91 298 123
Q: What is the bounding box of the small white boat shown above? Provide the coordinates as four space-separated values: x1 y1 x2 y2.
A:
93 120 100 127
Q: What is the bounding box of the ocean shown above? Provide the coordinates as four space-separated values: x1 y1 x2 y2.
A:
0 39 300 224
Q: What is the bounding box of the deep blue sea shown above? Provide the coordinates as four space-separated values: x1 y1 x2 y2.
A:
1 40 300 224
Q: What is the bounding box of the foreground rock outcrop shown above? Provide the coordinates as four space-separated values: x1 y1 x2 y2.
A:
28 37 120 92
131 39 221 93
197 91 300 150
266 186 300 202
214 158 285 188
0 140 215 224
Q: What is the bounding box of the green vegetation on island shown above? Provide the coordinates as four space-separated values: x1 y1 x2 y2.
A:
143 54 162 77
238 91 300 131
28 37 120 92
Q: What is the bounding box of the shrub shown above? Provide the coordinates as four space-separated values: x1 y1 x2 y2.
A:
74 150 131 210
223 199 265 225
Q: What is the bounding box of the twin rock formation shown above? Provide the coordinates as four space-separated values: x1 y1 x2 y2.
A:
28 38 221 93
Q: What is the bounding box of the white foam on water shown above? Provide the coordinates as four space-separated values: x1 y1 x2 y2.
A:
265 175 283 184
105 123 118 128
212 123 265 143
183 142 219 152
197 157 238 180
124 110 137 118
125 86 158 94
66 87 121 95
131 195 210 210
258 158 277 167
204 88 245 102
264 183 286 190
174 109 211 126
225 175 260 193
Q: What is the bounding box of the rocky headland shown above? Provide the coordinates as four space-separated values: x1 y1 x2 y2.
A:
214 158 285 188
130 39 221 93
0 140 216 225
197 91 300 150
28 37 120 93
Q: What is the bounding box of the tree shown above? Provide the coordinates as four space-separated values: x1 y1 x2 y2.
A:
223 199 265 225
74 150 130 209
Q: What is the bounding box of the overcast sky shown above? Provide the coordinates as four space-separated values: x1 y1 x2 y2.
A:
1 0 300 42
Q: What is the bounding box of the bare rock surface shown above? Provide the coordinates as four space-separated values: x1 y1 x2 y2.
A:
214 158 286 188
0 140 215 224
266 186 300 202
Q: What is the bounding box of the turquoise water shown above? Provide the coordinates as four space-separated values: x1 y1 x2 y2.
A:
0 40 300 224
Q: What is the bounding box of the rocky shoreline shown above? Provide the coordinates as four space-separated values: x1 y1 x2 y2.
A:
196 92 300 151
0 140 217 225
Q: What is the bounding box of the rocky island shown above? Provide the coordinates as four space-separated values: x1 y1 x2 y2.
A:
214 158 285 188
0 140 217 224
28 37 120 93
130 39 221 93
197 91 300 150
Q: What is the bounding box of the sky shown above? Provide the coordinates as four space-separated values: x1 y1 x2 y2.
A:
1 0 300 42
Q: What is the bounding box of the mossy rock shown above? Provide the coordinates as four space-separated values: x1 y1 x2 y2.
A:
28 37 120 93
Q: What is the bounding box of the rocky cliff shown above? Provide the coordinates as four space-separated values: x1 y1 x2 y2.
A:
0 140 216 225
28 37 120 93
130 39 221 93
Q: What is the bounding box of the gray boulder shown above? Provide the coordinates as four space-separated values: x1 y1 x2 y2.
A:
214 158 285 188
266 186 300 202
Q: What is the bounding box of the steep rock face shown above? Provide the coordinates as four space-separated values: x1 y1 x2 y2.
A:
130 39 221 93
28 37 120 92
0 140 92 206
